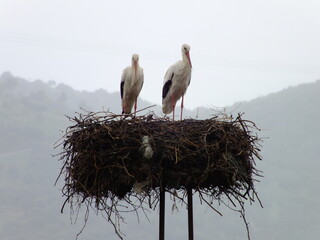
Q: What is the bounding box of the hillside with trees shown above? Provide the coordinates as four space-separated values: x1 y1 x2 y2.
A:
0 72 319 239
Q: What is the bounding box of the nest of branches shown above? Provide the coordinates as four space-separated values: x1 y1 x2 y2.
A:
57 110 262 239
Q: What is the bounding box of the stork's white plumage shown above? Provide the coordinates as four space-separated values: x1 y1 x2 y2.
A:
120 54 144 114
162 44 192 120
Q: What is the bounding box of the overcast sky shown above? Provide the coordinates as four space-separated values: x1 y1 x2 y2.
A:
0 0 320 109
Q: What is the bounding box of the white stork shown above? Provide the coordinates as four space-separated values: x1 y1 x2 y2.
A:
162 44 192 121
120 54 144 115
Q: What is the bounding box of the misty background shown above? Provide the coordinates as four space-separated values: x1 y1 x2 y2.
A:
0 72 319 239
1 1 320 108
1 0 320 239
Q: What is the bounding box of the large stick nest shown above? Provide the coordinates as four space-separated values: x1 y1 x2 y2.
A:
56 111 262 239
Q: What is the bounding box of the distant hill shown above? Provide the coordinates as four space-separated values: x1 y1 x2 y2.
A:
0 71 157 114
0 72 319 240
227 80 320 239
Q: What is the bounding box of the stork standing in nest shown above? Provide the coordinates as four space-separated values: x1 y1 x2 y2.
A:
162 44 192 121
120 54 144 115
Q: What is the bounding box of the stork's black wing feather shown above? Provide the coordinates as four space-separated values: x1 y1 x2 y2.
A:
120 81 124 99
162 73 174 99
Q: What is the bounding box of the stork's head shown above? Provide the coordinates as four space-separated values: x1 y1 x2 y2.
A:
181 44 192 68
182 44 191 53
132 54 139 64
131 54 139 76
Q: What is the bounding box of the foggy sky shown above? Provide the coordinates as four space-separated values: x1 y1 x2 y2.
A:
0 0 320 108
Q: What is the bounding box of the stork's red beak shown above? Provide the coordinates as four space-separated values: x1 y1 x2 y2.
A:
134 61 138 77
186 51 192 68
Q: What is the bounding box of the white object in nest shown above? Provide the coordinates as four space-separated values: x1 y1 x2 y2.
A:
133 180 150 194
141 135 154 159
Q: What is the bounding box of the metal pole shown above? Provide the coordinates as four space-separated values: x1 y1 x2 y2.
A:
187 188 194 240
159 189 165 240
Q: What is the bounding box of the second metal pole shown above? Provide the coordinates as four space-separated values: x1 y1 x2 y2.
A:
187 188 194 240
159 189 165 240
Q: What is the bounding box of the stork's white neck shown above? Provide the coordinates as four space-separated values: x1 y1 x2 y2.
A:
182 52 192 68
131 61 139 81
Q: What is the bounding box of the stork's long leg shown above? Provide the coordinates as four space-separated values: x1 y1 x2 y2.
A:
172 96 176 121
180 95 184 121
134 99 137 116
172 108 175 121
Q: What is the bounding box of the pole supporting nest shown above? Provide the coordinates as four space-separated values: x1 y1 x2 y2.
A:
159 189 165 240
159 188 194 240
187 188 194 240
